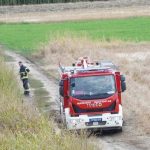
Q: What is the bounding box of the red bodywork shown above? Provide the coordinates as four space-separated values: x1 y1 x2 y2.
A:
60 68 122 116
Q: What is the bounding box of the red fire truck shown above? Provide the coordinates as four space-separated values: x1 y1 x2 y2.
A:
59 57 126 131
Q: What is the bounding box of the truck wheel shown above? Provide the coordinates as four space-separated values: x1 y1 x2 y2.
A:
59 105 61 115
117 127 123 132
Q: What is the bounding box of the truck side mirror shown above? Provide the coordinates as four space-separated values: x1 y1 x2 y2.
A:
121 75 126 92
59 80 64 86
121 81 126 92
121 75 126 82
59 80 64 96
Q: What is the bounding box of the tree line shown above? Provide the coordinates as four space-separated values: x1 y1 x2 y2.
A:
0 0 96 5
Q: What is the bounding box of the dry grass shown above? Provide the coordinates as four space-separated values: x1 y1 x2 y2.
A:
33 36 128 65
0 56 97 150
33 37 150 136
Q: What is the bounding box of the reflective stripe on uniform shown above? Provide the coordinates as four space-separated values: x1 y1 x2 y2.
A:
24 89 30 91
21 76 28 79
20 72 28 79
20 65 30 80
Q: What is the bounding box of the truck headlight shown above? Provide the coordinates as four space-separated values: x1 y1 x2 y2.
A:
109 116 121 121
70 119 78 125
70 118 84 126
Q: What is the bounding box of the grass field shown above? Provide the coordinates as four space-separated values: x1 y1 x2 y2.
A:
0 17 150 54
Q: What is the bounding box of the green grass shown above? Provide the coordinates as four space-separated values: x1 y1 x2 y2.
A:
0 17 150 54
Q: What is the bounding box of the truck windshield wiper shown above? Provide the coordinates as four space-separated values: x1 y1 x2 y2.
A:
73 93 114 100
106 91 115 94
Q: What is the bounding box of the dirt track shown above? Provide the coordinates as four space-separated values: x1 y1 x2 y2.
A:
34 41 150 150
1 0 150 149
2 43 150 150
0 0 150 22
2 49 59 115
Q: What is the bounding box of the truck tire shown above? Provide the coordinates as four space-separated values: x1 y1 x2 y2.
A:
117 127 123 133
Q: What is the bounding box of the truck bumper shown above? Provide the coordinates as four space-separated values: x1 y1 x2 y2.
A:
65 105 123 130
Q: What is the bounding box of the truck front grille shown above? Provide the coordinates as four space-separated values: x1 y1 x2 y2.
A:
72 102 116 114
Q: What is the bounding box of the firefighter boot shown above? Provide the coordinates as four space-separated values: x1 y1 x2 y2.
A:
24 90 30 96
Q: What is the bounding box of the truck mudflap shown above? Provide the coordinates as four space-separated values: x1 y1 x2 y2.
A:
65 104 123 130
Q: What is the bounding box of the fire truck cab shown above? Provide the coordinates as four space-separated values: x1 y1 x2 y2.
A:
59 57 126 131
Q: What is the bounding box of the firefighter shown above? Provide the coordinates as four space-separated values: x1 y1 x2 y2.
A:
18 61 30 96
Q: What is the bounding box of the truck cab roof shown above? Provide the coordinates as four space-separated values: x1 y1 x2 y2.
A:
59 60 118 77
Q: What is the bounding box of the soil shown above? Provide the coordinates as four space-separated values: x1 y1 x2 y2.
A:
0 1 150 149
2 49 59 116
0 0 150 22
37 41 150 150
0 0 150 13
2 44 150 150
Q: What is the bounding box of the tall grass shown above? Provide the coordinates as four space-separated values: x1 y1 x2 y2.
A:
34 37 150 136
33 36 127 66
0 57 96 150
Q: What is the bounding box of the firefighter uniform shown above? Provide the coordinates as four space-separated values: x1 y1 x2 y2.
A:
19 64 30 96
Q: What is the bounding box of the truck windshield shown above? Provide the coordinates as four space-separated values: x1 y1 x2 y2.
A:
70 75 116 100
